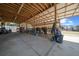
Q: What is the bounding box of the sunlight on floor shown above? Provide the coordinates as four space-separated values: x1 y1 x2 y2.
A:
63 35 79 43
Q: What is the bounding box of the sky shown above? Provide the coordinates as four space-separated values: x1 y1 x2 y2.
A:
60 16 79 26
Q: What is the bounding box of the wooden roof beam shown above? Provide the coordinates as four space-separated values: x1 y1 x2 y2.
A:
14 3 24 22
33 3 73 22
17 4 24 14
24 5 37 16
33 4 43 12
44 3 49 8
38 3 46 10
50 3 53 7
28 4 41 13
72 4 79 16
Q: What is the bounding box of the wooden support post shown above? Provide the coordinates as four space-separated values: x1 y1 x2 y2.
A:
54 4 60 24
1 22 5 28
54 3 57 23
18 23 20 28
54 4 61 29
54 3 61 29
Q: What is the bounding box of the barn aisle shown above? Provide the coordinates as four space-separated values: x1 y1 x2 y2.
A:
0 33 79 56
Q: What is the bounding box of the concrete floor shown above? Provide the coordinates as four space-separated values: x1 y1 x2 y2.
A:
0 33 79 56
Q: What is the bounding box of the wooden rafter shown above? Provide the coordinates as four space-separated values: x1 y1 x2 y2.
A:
30 3 75 25
1 3 78 26
50 3 53 7
28 3 73 24
14 3 24 22
44 3 49 8
72 4 79 16
38 3 46 10
23 4 37 16
28 4 41 13
33 4 43 12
